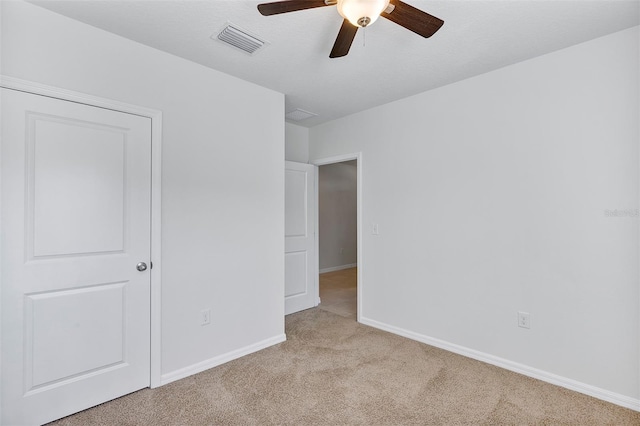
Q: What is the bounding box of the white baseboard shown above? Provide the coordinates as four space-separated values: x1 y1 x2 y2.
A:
359 317 640 412
320 263 357 274
159 334 286 386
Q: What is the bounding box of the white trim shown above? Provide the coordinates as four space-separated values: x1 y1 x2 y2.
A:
0 75 164 389
149 110 163 389
311 152 362 322
360 316 640 412
160 334 287 386
320 263 357 274
0 76 159 119
312 153 360 167
314 166 320 306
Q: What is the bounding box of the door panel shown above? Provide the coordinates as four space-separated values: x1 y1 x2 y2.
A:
285 251 308 297
284 161 317 315
31 116 126 256
285 169 307 237
1 88 152 425
26 282 126 390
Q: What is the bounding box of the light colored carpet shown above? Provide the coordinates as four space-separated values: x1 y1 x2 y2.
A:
50 308 639 425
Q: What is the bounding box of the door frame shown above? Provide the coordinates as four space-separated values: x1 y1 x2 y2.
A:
0 75 163 388
311 153 362 322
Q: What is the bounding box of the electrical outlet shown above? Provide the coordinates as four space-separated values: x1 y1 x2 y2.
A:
517 311 530 329
201 309 211 326
372 223 379 235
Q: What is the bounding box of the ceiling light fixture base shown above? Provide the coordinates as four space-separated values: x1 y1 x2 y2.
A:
337 0 390 28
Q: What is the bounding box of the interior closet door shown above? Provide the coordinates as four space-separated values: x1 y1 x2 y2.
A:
1 88 152 425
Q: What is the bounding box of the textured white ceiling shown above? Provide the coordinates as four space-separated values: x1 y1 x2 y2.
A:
31 0 640 127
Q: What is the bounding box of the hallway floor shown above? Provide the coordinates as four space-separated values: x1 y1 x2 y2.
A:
317 267 357 318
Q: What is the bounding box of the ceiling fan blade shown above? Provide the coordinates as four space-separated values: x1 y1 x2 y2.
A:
329 19 358 58
381 0 444 38
257 0 331 16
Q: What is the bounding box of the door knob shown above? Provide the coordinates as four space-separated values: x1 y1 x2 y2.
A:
136 262 148 272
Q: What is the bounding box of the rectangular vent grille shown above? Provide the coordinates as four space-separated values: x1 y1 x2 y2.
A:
217 24 266 55
286 109 318 122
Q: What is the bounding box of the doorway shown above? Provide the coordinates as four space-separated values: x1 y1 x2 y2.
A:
312 154 362 321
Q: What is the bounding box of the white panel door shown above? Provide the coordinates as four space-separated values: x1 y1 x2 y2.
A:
1 88 152 425
284 161 317 315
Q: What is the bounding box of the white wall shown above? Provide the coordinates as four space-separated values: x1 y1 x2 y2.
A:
1 1 285 379
319 161 358 271
310 26 640 406
285 122 309 163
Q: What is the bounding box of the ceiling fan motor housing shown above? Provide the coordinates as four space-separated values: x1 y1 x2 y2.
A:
337 0 391 27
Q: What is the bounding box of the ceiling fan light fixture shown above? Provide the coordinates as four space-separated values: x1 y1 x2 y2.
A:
337 0 390 27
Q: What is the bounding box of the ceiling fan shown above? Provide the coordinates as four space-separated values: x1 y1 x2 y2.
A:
257 0 444 58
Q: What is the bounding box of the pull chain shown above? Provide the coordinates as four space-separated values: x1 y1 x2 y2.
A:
363 26 366 48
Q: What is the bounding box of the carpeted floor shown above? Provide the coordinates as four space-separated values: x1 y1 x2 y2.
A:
50 307 639 425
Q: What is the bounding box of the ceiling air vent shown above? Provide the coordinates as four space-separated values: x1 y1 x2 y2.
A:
216 23 267 55
286 109 318 122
